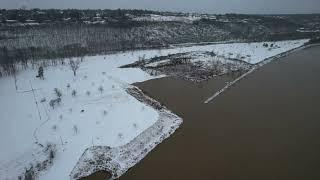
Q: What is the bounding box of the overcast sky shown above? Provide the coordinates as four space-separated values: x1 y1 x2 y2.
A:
1 0 320 14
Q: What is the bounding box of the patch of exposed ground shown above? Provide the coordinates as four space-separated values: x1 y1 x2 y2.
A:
121 51 252 82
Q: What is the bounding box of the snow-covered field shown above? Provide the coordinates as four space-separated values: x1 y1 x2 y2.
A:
70 87 182 179
125 39 308 82
181 39 309 64
133 14 201 23
0 54 162 180
0 39 308 180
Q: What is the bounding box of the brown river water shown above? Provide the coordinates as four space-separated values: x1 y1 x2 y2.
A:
87 46 320 180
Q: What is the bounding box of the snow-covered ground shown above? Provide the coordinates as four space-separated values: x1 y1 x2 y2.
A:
0 39 308 180
133 14 201 23
0 55 162 180
182 40 309 64
70 87 182 179
141 39 308 66
127 39 308 82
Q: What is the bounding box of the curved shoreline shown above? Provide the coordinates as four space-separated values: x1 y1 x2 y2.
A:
70 86 182 179
70 41 314 179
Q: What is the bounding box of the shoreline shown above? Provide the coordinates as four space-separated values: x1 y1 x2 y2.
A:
70 86 182 179
71 40 313 179
0 39 311 179
204 43 318 104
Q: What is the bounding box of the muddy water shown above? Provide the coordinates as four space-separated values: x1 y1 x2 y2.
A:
121 46 320 180
80 171 112 180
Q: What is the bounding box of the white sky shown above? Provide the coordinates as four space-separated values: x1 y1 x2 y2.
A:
1 0 320 14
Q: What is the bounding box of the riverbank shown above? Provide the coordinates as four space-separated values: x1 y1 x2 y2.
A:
122 45 320 180
70 86 182 179
0 39 309 180
205 42 319 104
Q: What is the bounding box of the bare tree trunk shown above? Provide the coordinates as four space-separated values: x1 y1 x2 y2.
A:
13 72 18 91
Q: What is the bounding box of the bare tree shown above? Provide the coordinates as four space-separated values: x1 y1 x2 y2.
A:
71 90 77 97
73 125 78 135
24 166 35 180
36 66 44 79
54 88 62 98
98 86 104 94
69 59 80 76
49 98 61 109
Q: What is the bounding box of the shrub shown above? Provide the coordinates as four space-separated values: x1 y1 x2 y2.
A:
86 91 91 96
49 98 61 109
49 149 55 163
103 110 108 116
54 88 62 98
98 86 104 94
52 125 57 131
44 143 56 163
118 133 123 139
133 123 138 129
71 90 77 97
73 125 78 135
35 162 42 171
24 166 35 180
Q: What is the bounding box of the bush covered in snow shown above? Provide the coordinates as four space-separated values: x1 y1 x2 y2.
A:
54 88 62 98
49 98 61 109
71 90 77 97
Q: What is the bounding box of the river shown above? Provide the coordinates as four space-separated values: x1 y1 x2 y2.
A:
121 46 320 180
